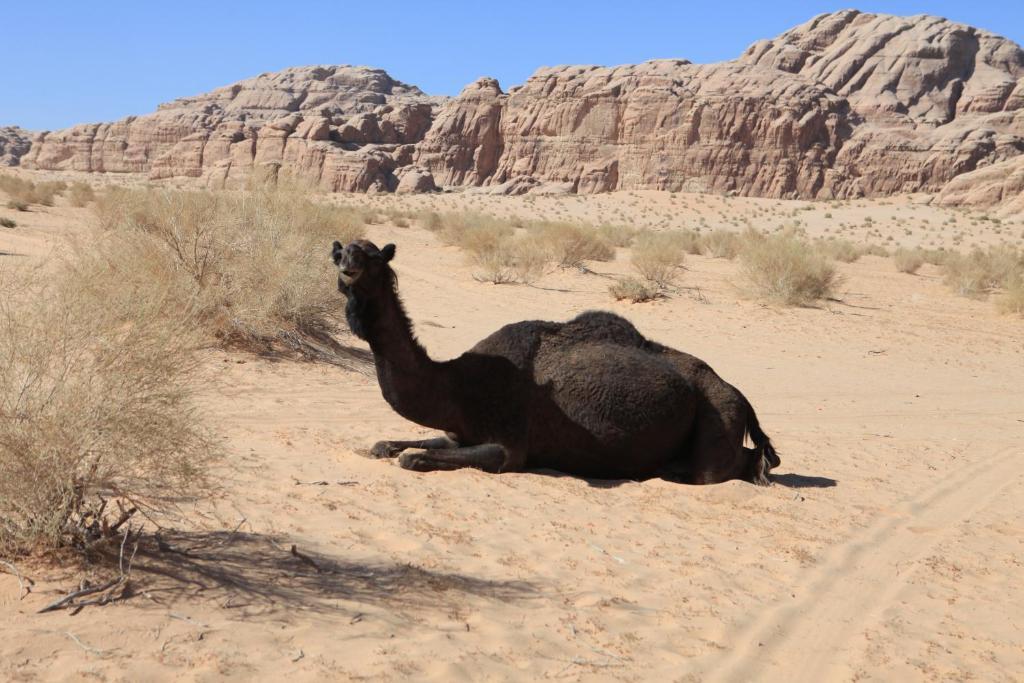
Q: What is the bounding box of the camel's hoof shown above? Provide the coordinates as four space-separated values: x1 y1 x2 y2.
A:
398 452 429 471
369 441 401 459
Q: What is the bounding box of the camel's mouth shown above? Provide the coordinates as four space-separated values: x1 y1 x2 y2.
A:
339 269 360 285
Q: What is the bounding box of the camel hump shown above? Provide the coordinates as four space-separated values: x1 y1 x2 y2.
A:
557 310 647 347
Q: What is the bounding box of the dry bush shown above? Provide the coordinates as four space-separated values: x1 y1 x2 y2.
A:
471 235 548 285
609 277 660 303
701 229 742 259
526 220 614 268
893 248 925 274
0 218 14 229
67 181 96 207
741 233 840 305
435 212 515 253
0 257 216 557
597 223 639 248
861 244 890 258
416 210 443 231
0 174 65 207
996 277 1024 316
631 231 688 287
816 238 862 263
94 185 364 348
942 247 1023 298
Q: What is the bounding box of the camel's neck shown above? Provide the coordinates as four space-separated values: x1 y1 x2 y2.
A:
348 279 460 433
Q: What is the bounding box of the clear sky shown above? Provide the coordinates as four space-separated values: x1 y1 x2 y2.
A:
3 1 1022 131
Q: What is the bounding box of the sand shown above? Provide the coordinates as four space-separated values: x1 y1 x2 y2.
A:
1 177 1022 681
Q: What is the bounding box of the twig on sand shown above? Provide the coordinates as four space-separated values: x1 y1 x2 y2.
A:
290 545 323 573
65 631 105 656
1 560 33 600
39 526 139 614
293 478 359 486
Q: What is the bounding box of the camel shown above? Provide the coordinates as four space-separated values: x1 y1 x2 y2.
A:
332 239 779 485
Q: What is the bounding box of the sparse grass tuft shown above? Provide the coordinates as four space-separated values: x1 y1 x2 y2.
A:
741 233 839 305
609 277 660 303
996 277 1024 316
942 247 1023 298
596 223 639 248
526 220 614 268
630 231 688 287
0 175 65 207
816 238 862 263
0 218 15 229
67 182 96 207
701 229 742 259
893 248 925 274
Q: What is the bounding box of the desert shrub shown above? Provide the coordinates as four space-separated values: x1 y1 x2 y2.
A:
0 218 15 229
416 210 443 231
893 248 925 274
631 231 688 287
435 212 515 253
94 185 364 347
0 175 65 207
596 223 639 248
741 233 839 305
942 247 1023 298
6 200 28 212
609 277 660 303
816 238 862 263
67 181 97 207
996 277 1024 316
701 229 742 259
0 258 216 556
861 244 890 258
527 220 614 268
471 235 548 285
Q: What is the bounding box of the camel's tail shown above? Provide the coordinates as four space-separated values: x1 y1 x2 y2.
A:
744 395 779 486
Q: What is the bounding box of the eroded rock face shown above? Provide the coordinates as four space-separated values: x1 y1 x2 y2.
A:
22 66 445 192
417 61 855 198
0 126 32 166
18 12 1024 210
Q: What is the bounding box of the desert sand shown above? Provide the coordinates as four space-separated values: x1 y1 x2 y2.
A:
1 178 1023 681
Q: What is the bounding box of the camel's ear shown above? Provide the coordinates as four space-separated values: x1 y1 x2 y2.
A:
331 241 344 265
380 243 396 262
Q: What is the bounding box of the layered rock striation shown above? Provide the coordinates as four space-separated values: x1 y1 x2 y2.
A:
18 11 1024 208
0 126 33 166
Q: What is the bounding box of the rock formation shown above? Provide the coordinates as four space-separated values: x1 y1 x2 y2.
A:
0 126 32 166
22 66 444 192
17 11 1024 209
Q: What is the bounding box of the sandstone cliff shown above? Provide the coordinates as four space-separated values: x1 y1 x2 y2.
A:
18 11 1024 209
22 66 444 192
0 126 32 166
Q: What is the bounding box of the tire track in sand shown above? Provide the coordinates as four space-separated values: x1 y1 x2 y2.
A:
703 445 1022 683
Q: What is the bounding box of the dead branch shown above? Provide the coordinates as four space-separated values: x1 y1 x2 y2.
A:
290 544 322 573
0 559 33 600
65 631 105 656
38 577 125 614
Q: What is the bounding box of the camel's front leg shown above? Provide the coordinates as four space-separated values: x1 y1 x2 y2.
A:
369 434 459 459
398 444 524 474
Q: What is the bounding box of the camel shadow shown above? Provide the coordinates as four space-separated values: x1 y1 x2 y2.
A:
128 530 537 615
772 473 837 489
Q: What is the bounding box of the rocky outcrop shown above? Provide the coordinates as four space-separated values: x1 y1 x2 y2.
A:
739 10 1024 203
18 12 1024 209
0 126 32 166
22 66 445 192
417 61 854 198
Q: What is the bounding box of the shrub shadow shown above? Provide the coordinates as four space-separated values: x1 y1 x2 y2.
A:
130 530 536 614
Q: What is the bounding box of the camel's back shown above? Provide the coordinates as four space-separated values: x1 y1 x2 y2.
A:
467 311 648 369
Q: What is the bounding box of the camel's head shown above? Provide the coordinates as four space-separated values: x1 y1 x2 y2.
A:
330 239 396 296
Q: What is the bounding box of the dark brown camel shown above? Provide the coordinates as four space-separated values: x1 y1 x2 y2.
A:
332 239 779 485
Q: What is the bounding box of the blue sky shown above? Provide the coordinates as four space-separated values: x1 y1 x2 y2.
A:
3 1 1022 131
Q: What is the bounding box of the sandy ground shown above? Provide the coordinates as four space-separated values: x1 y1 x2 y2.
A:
1 178 1023 681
